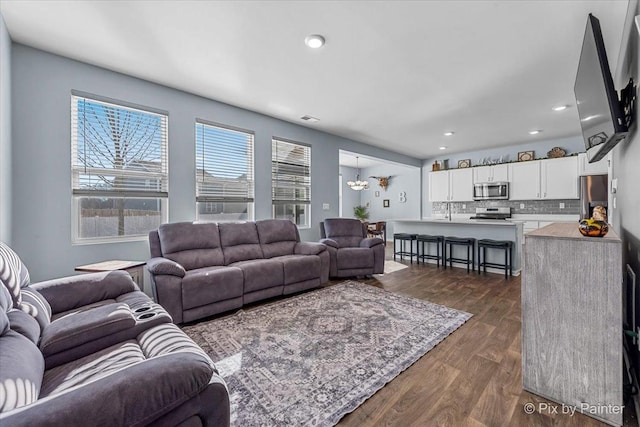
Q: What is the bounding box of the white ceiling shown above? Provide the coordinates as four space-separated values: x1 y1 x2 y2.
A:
0 1 630 159
339 151 385 169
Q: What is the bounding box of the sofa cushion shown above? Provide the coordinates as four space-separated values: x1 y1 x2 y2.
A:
322 219 365 248
256 219 299 258
40 340 144 397
219 223 264 265
0 242 30 308
7 309 40 344
158 222 224 270
230 259 283 293
20 288 52 330
273 255 321 285
336 247 374 270
181 266 244 310
39 303 136 357
0 329 44 412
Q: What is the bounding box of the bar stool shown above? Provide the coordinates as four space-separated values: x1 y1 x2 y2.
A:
393 233 418 263
416 234 444 267
444 237 476 273
477 239 513 279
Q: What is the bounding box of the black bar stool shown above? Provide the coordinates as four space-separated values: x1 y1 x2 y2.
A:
477 239 513 279
393 233 418 263
444 237 476 273
416 234 444 267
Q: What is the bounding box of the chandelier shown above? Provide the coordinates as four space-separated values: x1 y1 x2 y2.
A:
347 157 369 191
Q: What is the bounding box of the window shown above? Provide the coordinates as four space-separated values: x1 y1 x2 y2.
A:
71 94 168 243
272 138 311 228
195 121 254 222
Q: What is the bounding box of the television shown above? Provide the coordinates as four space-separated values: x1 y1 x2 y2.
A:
574 14 628 163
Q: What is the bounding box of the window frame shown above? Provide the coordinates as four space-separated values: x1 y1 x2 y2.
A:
271 137 312 229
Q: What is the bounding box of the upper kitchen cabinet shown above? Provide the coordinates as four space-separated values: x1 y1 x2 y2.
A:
509 160 541 200
578 152 608 176
473 164 509 183
541 156 579 199
509 157 579 201
428 168 473 202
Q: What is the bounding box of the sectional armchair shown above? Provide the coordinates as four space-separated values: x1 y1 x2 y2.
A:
147 219 330 324
0 242 230 427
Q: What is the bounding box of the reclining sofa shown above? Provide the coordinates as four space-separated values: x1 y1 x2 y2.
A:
0 242 230 427
320 218 385 278
147 219 330 324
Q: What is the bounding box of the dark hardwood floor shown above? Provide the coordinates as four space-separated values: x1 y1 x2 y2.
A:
333 248 637 427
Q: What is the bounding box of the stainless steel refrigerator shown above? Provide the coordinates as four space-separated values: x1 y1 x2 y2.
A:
580 174 608 220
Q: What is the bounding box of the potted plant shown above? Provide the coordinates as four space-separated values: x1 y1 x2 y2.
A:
353 205 370 222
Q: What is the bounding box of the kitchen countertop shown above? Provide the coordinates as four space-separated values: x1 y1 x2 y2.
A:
394 218 518 227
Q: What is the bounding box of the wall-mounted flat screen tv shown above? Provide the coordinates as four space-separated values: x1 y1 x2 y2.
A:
574 13 628 163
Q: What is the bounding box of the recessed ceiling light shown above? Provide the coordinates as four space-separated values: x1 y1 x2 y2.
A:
582 114 599 122
304 35 325 49
439 146 447 150
552 105 568 111
444 131 455 136
528 130 542 135
300 115 319 123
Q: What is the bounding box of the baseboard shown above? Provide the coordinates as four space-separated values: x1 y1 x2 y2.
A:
399 257 521 276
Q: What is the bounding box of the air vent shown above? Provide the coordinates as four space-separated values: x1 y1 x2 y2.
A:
300 115 319 123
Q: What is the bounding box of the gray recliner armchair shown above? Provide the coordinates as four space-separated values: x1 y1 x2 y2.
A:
319 218 385 278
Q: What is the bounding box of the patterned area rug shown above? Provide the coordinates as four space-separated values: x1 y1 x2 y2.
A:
183 282 472 426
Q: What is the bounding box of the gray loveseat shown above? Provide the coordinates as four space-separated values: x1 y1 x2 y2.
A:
320 218 385 278
0 242 230 427
147 219 330 324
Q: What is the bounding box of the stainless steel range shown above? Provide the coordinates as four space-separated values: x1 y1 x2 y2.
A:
469 207 511 220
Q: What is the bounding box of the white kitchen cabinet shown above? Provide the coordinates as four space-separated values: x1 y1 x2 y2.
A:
578 152 608 176
428 169 473 202
473 164 509 183
509 160 541 200
541 156 579 200
428 170 450 202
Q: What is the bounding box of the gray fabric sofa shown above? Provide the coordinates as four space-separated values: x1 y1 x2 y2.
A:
319 218 385 278
147 219 330 324
0 242 230 427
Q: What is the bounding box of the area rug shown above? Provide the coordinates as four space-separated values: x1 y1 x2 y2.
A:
376 260 409 275
183 281 472 426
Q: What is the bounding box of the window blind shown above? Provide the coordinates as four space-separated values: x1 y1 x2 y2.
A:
271 139 311 204
71 95 168 198
195 121 255 203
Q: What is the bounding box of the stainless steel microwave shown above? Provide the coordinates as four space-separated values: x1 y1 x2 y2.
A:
473 182 509 200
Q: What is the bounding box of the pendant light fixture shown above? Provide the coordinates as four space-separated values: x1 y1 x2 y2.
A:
347 157 369 191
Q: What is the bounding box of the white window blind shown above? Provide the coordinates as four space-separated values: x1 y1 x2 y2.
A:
195 121 255 204
71 95 168 197
272 139 311 227
71 94 168 242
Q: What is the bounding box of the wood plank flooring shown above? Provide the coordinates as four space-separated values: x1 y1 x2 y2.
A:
333 250 637 427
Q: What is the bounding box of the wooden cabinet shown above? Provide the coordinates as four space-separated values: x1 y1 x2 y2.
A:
541 156 579 200
578 152 609 176
509 160 541 200
509 157 578 200
473 164 509 183
523 223 622 426
428 169 473 202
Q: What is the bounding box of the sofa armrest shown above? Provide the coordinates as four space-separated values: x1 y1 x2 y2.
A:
0 352 225 427
360 237 384 248
319 238 339 249
294 242 327 255
32 271 138 315
146 257 186 278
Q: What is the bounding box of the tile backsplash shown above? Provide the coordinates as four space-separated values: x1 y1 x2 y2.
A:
431 199 580 216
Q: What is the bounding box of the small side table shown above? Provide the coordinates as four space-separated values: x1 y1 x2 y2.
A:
75 260 146 289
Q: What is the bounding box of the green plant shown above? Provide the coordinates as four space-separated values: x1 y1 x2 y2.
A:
353 205 369 222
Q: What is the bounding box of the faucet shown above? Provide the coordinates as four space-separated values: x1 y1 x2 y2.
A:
444 202 451 221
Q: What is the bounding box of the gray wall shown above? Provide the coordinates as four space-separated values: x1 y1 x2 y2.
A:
339 165 361 218
421 136 586 216
611 0 640 385
0 15 11 244
359 163 421 238
10 44 421 282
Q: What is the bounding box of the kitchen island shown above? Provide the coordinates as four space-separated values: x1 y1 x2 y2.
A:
392 218 524 274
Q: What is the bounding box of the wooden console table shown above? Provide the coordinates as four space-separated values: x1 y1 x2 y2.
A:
75 260 146 289
522 222 622 426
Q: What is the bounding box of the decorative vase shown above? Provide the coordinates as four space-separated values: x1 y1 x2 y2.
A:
578 218 609 237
